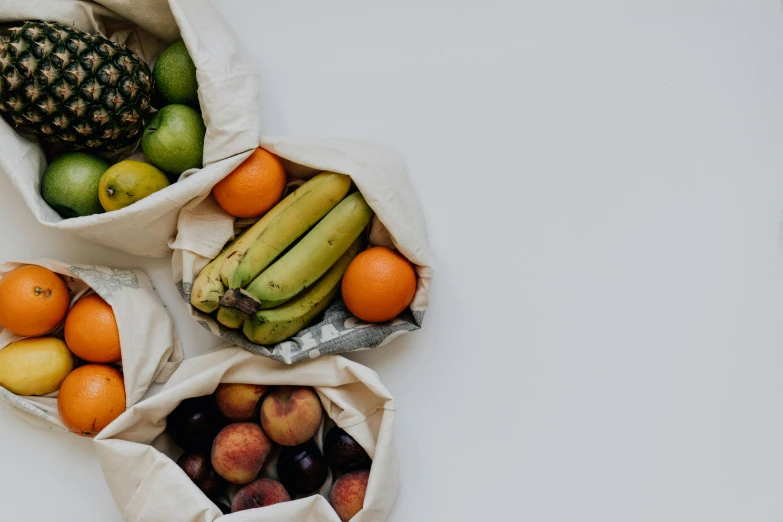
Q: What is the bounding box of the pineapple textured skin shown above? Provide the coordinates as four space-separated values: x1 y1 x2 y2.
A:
0 21 156 151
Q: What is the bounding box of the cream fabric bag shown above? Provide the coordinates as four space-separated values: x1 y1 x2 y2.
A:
95 347 399 522
0 0 261 257
172 137 434 363
0 259 182 432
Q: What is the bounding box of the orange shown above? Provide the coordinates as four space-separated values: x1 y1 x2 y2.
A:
341 247 417 323
212 147 287 218
58 364 126 437
65 294 121 363
0 265 70 337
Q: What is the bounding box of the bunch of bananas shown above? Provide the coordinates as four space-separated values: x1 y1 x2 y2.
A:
190 173 373 344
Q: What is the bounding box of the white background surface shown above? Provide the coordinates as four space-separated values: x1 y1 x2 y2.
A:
2 1 783 520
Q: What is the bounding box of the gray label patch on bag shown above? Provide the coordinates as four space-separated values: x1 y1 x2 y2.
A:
69 266 140 298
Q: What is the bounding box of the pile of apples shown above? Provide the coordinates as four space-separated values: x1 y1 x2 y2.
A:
166 384 372 520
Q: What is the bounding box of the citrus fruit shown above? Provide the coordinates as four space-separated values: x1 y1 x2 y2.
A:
58 364 126 437
212 148 286 218
341 247 417 323
0 265 70 336
0 337 74 396
65 294 121 363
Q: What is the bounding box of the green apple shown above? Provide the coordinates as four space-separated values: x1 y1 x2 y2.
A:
154 41 199 105
99 160 170 212
41 152 109 218
141 104 206 176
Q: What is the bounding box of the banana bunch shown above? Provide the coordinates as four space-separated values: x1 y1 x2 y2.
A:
191 172 373 344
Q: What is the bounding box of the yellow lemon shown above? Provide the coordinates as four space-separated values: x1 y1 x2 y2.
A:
0 337 74 396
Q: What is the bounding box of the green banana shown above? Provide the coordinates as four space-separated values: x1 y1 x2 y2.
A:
190 238 239 314
244 191 374 309
243 238 362 344
216 306 248 329
220 172 352 289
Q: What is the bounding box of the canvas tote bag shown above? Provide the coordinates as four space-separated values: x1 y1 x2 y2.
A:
95 346 399 521
0 259 182 433
0 0 261 257
172 136 434 364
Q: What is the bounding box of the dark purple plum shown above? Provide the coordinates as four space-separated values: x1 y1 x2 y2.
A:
276 440 328 495
167 395 227 453
177 452 228 498
324 427 371 474
177 453 228 497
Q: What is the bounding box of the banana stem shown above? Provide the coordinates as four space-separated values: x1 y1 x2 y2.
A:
219 289 262 315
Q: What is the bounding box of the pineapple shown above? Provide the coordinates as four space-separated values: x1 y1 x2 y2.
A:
0 21 155 151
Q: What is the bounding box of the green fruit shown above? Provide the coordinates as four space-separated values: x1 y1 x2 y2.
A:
141 104 205 175
0 22 155 151
0 337 74 396
99 160 170 212
190 237 239 314
243 238 362 344
245 192 373 309
220 172 353 289
41 152 109 218
153 41 198 105
217 306 248 329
